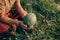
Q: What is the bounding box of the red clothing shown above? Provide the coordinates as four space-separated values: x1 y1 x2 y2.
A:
0 23 9 33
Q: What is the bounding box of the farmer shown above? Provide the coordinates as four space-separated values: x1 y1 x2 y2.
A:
0 0 33 35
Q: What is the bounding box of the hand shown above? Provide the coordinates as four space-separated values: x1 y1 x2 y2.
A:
27 25 34 30
21 25 34 30
23 10 28 17
18 21 33 30
21 10 28 19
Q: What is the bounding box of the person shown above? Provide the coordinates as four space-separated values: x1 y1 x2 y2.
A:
0 0 33 35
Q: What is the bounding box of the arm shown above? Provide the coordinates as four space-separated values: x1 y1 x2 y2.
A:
0 1 32 30
15 0 27 18
0 13 18 25
0 12 30 29
0 1 18 25
15 0 34 30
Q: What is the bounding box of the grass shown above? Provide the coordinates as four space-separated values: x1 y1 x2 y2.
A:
20 0 60 40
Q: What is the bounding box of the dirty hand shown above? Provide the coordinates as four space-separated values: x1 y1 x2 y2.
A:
17 21 33 30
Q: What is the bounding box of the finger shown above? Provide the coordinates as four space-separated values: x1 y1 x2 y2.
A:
22 25 27 29
28 25 34 30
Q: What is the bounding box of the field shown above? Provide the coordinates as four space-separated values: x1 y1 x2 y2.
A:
0 0 60 40
18 0 60 40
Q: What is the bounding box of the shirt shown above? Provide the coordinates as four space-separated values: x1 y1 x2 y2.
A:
0 0 16 13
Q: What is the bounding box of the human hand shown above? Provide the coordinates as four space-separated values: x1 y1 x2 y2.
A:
18 21 33 30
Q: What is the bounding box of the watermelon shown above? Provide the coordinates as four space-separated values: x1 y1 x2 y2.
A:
23 13 37 27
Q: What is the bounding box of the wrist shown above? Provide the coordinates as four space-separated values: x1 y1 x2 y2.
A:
9 19 19 26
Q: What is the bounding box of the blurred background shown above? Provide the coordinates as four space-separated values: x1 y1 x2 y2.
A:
19 0 60 40
1 0 60 40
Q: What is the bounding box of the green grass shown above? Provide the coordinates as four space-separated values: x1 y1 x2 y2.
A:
55 0 60 4
9 0 60 40
20 0 60 40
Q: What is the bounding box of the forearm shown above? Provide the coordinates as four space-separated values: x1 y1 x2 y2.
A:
15 0 27 18
0 13 18 25
16 3 25 17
